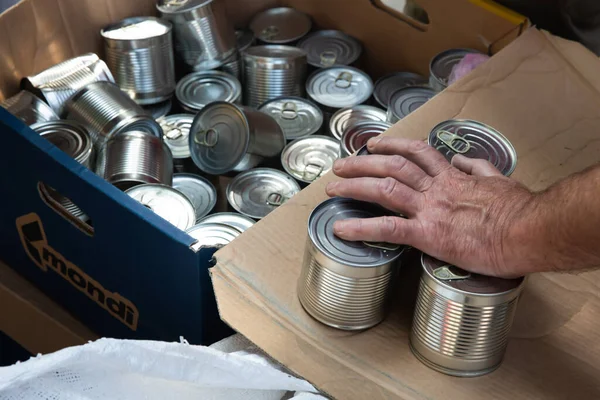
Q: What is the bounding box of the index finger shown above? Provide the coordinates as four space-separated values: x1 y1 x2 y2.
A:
367 137 451 177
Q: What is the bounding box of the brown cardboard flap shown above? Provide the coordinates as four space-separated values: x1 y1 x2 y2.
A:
212 29 600 400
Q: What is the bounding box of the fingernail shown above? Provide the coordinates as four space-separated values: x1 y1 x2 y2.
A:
333 159 345 172
333 220 347 235
367 137 381 148
326 181 338 194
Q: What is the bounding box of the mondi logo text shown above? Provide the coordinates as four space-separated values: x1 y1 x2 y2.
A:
16 213 139 330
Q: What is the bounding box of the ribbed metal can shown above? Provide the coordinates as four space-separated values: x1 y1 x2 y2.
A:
297 30 362 69
242 45 307 108
298 197 405 330
429 48 482 92
1 90 59 125
250 7 312 44
102 17 176 105
410 253 525 377
64 81 163 147
220 29 255 83
21 53 114 115
387 86 437 123
156 0 236 71
175 70 241 113
340 121 391 158
329 105 387 140
99 130 173 190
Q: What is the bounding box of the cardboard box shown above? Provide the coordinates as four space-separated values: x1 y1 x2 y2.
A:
0 0 526 345
212 28 600 399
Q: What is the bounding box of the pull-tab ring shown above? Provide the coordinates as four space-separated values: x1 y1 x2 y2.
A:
266 192 287 206
363 241 401 251
334 72 353 89
320 51 337 67
261 25 279 40
164 122 183 140
436 130 471 154
433 265 471 281
281 102 298 120
194 128 219 148
302 163 324 181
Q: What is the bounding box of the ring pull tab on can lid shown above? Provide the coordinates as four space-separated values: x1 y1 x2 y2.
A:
436 130 471 154
320 50 337 67
302 163 324 181
432 264 472 281
281 102 298 120
266 192 289 207
194 128 219 148
164 122 184 140
335 71 353 89
262 25 280 40
362 241 401 252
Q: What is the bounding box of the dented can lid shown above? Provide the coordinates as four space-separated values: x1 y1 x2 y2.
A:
126 184 196 231
236 29 255 52
298 30 362 68
306 66 373 109
176 70 242 113
250 7 311 44
160 114 194 159
281 135 340 183
428 119 517 176
172 173 217 222
374 72 429 109
32 120 94 167
341 121 391 158
429 48 482 91
198 212 255 233
186 222 242 250
258 96 323 140
329 105 387 140
387 86 437 123
226 168 301 219
309 197 405 267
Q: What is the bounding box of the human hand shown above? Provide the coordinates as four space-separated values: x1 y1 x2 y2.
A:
325 137 534 278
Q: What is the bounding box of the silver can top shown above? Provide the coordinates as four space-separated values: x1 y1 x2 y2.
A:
242 45 307 63
258 96 323 140
32 120 94 166
189 102 250 175
143 98 172 120
126 184 196 231
373 72 429 109
160 114 194 159
172 173 217 222
341 121 391 158
329 105 387 140
236 29 255 52
298 30 362 68
176 70 242 113
198 212 255 232
428 119 517 176
101 17 171 41
281 135 340 183
1 91 59 126
421 253 524 296
388 86 437 122
309 197 405 267
250 7 312 44
430 48 481 90
186 222 242 250
306 66 373 109
226 168 301 219
156 0 212 14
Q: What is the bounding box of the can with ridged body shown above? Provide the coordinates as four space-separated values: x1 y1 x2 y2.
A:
1 91 59 125
220 29 255 82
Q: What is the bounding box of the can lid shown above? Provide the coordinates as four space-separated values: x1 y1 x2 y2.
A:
226 168 301 219
186 222 242 250
101 17 171 41
428 119 517 176
421 253 524 295
430 48 482 88
329 105 387 140
281 135 340 183
172 173 217 221
156 0 211 14
298 30 362 68
250 7 311 44
189 102 250 175
198 212 255 232
32 120 93 165
309 197 405 267
126 184 196 231
388 86 437 121
341 121 391 157
176 70 241 113
236 29 255 52
258 96 323 140
373 72 429 109
242 45 307 63
160 114 194 159
306 66 373 109
143 98 172 120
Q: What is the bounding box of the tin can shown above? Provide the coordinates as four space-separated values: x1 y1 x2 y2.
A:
226 168 300 219
102 17 176 105
220 30 255 82
387 86 437 123
298 197 405 330
356 144 370 156
186 222 242 250
281 135 340 184
156 0 236 71
258 96 323 140
329 105 387 141
22 53 114 115
428 119 517 176
32 120 95 168
189 102 285 175
175 70 242 113
126 184 196 231
143 98 172 120
340 121 391 158
429 48 482 92
298 30 362 69
64 81 163 147
172 173 217 222
306 66 373 124
250 7 312 44
100 131 173 190
159 114 194 172
410 253 525 376
242 45 307 108
198 212 255 232
1 91 59 126
373 72 428 109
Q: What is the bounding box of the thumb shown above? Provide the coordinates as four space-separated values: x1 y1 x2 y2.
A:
451 154 502 177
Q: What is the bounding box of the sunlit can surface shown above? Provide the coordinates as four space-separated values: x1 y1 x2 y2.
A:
1 91 59 125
